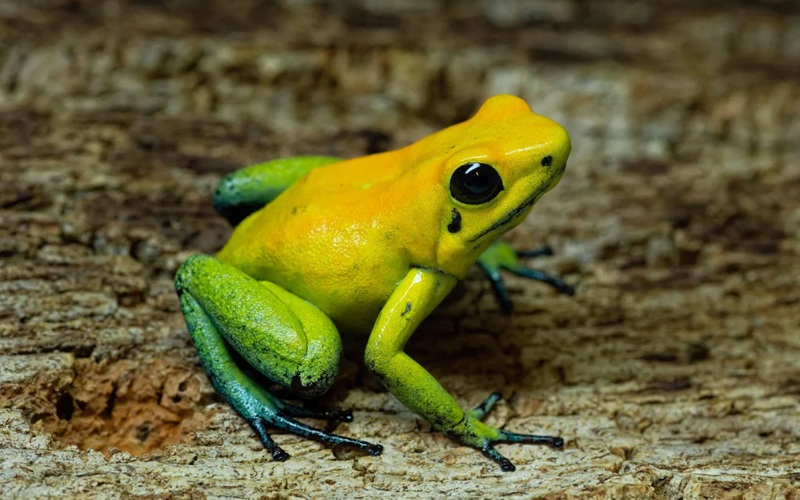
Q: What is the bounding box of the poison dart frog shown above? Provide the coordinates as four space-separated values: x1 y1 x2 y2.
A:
175 95 573 471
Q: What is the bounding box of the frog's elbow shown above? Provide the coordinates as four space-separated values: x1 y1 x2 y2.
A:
364 340 395 377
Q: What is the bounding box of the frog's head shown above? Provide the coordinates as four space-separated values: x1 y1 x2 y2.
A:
423 95 571 277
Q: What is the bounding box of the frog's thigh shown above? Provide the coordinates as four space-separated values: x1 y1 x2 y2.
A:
214 156 341 225
175 254 342 397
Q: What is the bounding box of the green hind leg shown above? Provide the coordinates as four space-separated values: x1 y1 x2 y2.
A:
175 254 382 459
477 242 575 313
213 156 341 225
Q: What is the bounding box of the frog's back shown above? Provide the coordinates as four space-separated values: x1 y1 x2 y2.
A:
215 151 442 334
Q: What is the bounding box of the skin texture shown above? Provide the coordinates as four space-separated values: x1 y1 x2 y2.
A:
174 94 572 470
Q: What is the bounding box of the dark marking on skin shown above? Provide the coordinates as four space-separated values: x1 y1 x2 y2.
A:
468 165 565 243
401 302 412 317
384 231 394 240
447 208 462 233
468 192 540 243
541 155 553 167
408 263 459 281
430 411 462 431
291 207 298 215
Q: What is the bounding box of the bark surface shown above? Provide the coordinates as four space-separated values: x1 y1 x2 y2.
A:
1 1 798 497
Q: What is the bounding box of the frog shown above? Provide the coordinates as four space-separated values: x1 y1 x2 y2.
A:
174 94 572 472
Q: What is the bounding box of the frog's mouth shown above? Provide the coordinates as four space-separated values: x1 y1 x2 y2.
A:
467 165 565 244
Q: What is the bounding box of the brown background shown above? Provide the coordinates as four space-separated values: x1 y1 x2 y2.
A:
1 0 799 497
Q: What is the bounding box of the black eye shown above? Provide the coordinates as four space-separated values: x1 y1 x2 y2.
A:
450 162 504 205
541 155 553 167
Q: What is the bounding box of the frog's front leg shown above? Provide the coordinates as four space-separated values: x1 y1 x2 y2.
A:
477 241 575 313
175 254 382 460
364 269 563 472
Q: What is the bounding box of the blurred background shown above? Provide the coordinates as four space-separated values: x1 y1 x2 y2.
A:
1 1 798 497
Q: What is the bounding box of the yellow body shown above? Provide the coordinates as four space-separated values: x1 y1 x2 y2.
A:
217 95 570 334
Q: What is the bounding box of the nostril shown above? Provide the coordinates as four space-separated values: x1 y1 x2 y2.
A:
541 155 553 167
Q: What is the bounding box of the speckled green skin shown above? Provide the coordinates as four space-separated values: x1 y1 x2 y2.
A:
213 156 340 225
177 255 342 395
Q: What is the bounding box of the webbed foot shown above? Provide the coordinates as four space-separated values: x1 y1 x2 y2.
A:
248 405 382 460
277 400 354 433
213 362 382 460
477 242 574 313
461 392 563 472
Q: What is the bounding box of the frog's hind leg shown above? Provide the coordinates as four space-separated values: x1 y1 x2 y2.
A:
175 254 382 459
214 156 341 225
477 242 575 313
235 355 354 426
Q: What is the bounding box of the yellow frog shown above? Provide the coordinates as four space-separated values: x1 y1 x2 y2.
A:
175 95 572 471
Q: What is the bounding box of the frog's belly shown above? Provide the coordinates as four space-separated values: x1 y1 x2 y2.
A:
218 212 412 336
268 254 404 336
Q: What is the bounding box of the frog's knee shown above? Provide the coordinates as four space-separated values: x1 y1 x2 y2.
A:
292 330 342 398
363 346 390 380
174 254 204 293
257 281 343 398
174 254 215 295
291 371 334 399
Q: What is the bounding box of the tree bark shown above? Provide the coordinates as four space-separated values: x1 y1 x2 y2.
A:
1 1 798 497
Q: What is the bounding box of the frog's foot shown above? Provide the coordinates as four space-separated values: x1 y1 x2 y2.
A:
236 367 354 426
477 242 574 313
460 392 563 472
250 405 382 460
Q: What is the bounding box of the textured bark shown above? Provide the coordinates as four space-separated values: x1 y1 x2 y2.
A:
1 1 799 497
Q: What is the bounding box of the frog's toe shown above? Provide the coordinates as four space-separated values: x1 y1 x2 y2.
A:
327 408 354 423
476 243 574 312
470 392 564 448
249 417 291 461
461 392 564 471
499 430 564 448
469 391 503 420
364 443 384 456
482 444 516 472
506 266 575 296
279 402 354 426
247 401 380 460
516 246 554 258
478 429 564 472
264 411 383 457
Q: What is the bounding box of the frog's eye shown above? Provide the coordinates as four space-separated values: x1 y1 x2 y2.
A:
450 162 504 205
